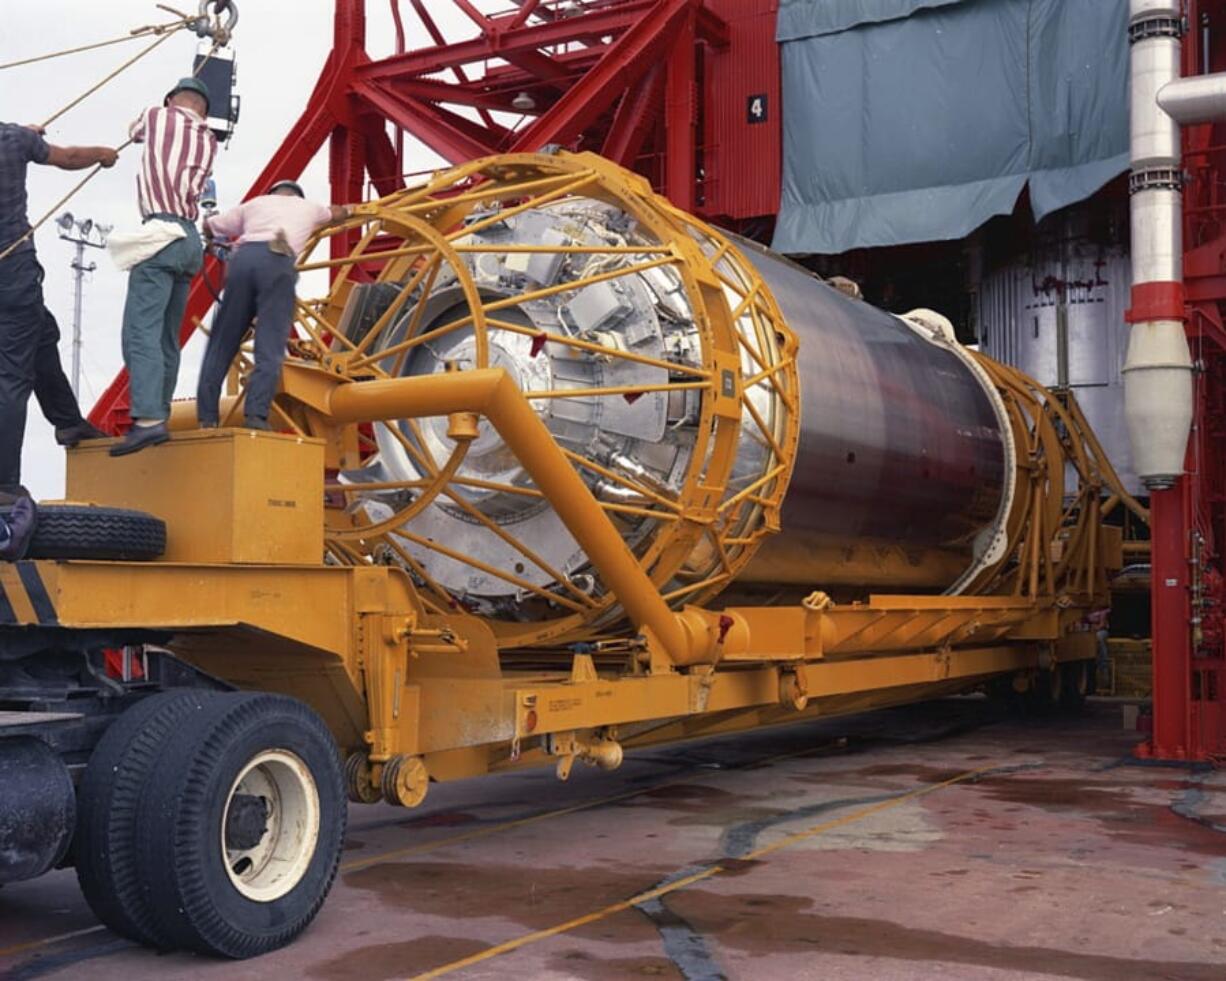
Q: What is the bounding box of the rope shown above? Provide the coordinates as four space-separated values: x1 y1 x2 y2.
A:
0 15 193 71
0 36 223 264
41 28 182 130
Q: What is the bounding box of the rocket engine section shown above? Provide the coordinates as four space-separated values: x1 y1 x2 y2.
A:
733 243 1012 595
327 154 1016 643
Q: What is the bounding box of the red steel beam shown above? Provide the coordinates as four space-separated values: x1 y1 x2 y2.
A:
498 46 570 85
388 77 525 113
407 0 499 130
506 0 543 31
442 0 572 84
450 0 492 31
474 45 611 91
359 2 654 79
1145 483 1195 758
663 5 696 211
362 118 406 197
602 62 663 166
510 0 695 152
355 81 501 162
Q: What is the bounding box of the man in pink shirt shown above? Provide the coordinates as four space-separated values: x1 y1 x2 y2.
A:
197 180 349 429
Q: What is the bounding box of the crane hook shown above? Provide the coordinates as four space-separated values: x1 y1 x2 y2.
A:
192 0 238 43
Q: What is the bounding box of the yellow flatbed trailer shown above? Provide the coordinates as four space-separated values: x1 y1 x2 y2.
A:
0 152 1136 959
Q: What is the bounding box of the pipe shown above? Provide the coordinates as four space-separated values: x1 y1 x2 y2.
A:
1157 71 1226 123
326 368 698 664
1123 0 1194 490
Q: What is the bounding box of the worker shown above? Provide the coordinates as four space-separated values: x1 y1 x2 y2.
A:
0 122 117 504
196 181 350 430
0 496 36 562
110 78 217 457
1088 607 1111 685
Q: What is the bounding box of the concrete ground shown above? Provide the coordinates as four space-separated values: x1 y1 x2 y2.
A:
2 698 1225 981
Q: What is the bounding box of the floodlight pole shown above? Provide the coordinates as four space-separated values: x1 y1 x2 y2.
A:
57 215 108 399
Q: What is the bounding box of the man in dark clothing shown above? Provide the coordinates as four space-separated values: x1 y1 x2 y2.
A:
198 180 349 429
0 122 117 502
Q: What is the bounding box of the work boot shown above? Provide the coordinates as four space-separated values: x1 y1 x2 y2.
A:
0 496 37 561
244 417 271 431
55 420 108 448
0 485 31 507
109 422 170 457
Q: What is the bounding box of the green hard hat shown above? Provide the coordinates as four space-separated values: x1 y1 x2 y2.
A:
164 77 211 113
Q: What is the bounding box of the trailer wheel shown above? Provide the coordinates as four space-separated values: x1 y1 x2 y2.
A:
76 690 221 946
0 503 166 561
138 692 346 958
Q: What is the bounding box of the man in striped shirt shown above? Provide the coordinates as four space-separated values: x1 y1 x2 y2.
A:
111 77 217 456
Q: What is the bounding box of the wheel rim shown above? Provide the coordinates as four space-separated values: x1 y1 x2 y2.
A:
220 749 320 902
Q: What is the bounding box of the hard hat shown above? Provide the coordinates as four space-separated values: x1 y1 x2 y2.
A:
268 180 306 198
164 77 211 113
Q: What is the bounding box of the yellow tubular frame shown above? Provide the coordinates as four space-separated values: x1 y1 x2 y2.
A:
78 150 1123 798
272 151 800 651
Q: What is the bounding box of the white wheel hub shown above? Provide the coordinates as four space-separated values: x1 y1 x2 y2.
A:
221 749 320 902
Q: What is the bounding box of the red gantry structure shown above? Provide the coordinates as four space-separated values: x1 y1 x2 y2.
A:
1142 0 1226 762
89 0 1226 762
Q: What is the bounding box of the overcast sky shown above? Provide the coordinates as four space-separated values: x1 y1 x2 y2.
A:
2 1 475 498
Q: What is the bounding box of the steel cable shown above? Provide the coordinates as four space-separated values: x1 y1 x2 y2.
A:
41 29 183 130
0 32 223 264
0 14 193 71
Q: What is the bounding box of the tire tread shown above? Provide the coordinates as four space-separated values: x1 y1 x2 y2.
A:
75 690 220 945
140 693 345 958
1 504 166 561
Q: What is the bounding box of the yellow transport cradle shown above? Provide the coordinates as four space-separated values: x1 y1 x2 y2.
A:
0 151 1140 958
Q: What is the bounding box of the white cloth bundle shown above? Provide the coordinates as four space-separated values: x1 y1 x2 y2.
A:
106 219 186 272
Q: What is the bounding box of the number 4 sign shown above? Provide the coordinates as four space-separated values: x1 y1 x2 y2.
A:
747 94 768 124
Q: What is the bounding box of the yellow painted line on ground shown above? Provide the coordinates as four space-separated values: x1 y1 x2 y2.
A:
0 739 847 959
0 925 108 960
408 764 999 980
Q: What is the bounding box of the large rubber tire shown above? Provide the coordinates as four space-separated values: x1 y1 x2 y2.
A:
0 504 166 561
75 690 221 946
137 692 346 958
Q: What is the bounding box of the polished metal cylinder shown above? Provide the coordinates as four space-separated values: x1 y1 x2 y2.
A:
1157 72 1226 124
1129 1 1182 169
736 246 1008 591
1126 0 1194 489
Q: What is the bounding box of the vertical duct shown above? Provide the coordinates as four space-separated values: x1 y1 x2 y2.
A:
1123 0 1194 490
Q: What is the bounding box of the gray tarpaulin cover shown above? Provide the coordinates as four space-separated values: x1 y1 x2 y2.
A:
772 0 1129 255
